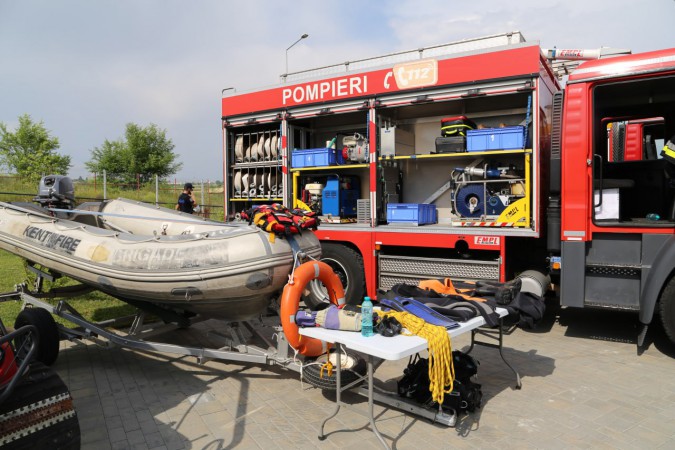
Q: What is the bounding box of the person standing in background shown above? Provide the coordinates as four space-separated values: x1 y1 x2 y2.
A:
176 182 197 214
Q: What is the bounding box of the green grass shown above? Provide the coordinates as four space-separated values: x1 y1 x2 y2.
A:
0 249 137 329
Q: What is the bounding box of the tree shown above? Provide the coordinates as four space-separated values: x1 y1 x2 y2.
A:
86 123 182 184
0 114 71 184
86 138 130 177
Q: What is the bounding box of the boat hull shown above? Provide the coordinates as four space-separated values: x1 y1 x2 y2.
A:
0 200 322 321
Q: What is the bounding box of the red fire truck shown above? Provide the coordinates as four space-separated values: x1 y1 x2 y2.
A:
220 32 675 346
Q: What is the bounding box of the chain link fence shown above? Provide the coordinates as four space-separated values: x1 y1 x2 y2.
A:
0 174 225 221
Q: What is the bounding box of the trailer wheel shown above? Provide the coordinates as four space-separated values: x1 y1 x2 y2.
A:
658 275 675 344
304 243 365 309
14 308 60 366
302 348 367 390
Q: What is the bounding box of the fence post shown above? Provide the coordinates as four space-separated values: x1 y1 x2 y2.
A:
155 174 159 206
200 180 205 210
103 170 107 200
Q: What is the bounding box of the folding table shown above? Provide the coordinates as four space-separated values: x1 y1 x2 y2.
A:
299 308 519 449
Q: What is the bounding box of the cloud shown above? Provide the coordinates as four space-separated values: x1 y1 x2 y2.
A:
1 0 673 181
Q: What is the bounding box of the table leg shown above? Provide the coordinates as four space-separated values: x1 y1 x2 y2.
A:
318 345 342 440
497 321 521 389
367 354 390 449
468 319 521 389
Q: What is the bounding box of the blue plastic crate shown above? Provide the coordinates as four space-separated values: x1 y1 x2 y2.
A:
466 126 525 152
291 148 336 168
387 203 437 225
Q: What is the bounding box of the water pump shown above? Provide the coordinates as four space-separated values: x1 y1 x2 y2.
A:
342 133 369 163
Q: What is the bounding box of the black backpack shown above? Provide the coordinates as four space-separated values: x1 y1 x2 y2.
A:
397 351 482 413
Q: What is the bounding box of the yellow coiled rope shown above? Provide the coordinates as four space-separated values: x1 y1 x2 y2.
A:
379 311 455 405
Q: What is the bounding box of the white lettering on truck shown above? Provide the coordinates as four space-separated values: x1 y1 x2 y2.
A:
282 75 368 105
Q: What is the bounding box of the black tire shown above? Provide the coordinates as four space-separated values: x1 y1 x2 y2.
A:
658 275 675 344
0 362 80 449
302 348 367 390
14 308 60 366
304 243 365 309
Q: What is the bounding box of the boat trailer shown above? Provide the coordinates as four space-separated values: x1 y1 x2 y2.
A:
1 286 304 374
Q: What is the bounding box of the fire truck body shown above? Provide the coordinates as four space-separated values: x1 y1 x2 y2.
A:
221 32 675 344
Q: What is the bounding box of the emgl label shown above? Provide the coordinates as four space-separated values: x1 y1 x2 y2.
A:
474 236 500 246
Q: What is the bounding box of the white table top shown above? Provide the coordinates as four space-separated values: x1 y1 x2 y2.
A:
299 308 506 361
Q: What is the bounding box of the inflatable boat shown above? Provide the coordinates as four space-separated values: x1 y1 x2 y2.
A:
0 177 321 322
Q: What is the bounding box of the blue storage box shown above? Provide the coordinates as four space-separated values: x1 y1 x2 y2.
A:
467 126 525 152
291 148 336 168
387 203 437 225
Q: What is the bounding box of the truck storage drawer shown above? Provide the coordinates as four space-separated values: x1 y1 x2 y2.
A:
378 254 500 292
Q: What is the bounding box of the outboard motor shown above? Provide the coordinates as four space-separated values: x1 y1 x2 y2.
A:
34 175 76 210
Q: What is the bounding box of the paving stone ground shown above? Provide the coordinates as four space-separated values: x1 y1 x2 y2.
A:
52 300 675 450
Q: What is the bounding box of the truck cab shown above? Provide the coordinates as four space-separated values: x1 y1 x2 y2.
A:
552 49 675 343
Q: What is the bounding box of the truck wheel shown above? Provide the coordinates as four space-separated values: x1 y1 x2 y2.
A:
303 243 365 309
658 276 675 344
14 308 60 366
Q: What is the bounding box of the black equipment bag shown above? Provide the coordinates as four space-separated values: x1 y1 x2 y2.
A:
441 378 483 413
397 351 482 414
397 354 432 405
441 116 477 137
452 349 479 380
434 136 467 153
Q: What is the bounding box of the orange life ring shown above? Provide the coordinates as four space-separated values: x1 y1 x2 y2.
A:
280 260 346 357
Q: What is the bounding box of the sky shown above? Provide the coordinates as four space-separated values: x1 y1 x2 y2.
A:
1 0 673 183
